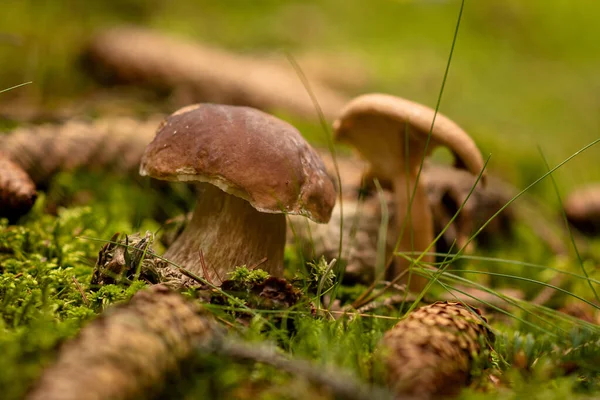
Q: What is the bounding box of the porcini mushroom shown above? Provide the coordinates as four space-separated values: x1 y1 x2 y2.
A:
333 93 486 291
140 104 336 286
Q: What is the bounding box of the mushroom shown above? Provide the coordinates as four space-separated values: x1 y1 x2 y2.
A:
332 93 486 291
140 104 336 286
564 183 600 235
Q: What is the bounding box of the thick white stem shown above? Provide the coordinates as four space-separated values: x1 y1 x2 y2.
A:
163 183 285 286
391 174 434 291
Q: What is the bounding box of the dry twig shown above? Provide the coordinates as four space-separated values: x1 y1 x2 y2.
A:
201 336 393 400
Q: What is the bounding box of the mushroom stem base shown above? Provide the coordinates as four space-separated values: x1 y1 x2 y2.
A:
162 183 286 286
391 176 433 292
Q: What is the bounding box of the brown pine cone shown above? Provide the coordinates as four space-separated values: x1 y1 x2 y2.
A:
82 27 348 120
0 151 37 222
27 285 216 400
0 117 161 184
380 301 493 400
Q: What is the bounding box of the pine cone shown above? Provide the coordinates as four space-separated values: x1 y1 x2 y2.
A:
381 301 493 400
27 285 216 400
0 152 37 221
0 117 161 184
82 27 347 120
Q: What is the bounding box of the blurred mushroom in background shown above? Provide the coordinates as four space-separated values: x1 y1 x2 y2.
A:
289 150 508 284
332 93 486 291
289 147 566 286
564 184 600 236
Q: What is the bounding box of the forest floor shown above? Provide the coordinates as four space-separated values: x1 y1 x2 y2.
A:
1 1 600 399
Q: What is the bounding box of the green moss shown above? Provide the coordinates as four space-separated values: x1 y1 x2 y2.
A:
227 266 271 288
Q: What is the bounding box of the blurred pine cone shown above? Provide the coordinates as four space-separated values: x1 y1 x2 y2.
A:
27 285 217 400
0 152 37 221
381 301 493 400
564 183 600 235
0 117 161 184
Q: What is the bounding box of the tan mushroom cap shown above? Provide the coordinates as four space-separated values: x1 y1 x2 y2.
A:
565 184 600 222
332 93 486 182
140 103 336 223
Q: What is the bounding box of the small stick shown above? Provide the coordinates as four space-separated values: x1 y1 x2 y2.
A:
200 336 393 400
248 257 268 270
199 249 224 285
198 249 215 286
71 276 90 307
177 264 210 286
355 294 418 314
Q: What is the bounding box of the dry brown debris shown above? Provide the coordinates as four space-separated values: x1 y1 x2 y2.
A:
216 276 303 312
82 27 349 120
91 232 163 287
380 301 493 400
0 151 37 221
27 285 216 400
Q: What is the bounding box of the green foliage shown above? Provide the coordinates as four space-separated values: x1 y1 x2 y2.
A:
299 256 336 294
0 316 81 399
2 171 600 398
89 280 148 310
228 265 271 288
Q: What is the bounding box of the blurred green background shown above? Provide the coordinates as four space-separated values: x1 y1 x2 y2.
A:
1 0 599 201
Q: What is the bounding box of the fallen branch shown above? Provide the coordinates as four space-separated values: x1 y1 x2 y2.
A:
200 335 394 400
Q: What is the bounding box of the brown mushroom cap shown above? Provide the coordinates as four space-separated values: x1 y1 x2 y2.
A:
332 93 486 182
140 103 336 223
